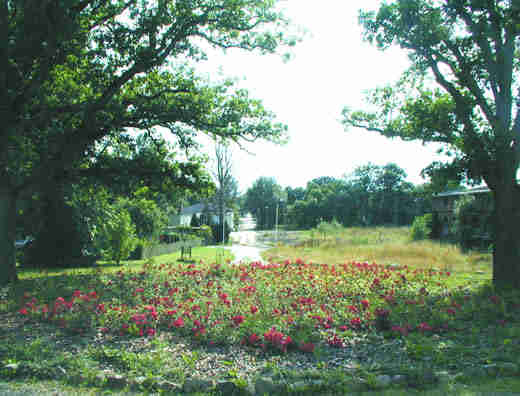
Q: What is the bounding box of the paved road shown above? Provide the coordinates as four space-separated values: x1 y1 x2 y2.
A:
222 214 300 264
225 214 268 264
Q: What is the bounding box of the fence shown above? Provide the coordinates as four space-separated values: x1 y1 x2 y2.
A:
142 239 202 259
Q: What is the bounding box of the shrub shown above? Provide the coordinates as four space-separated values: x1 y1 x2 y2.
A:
410 214 433 241
316 219 343 240
93 202 139 264
452 195 493 251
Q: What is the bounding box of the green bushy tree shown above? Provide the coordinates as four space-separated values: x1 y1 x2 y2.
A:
410 213 433 241
93 200 139 265
452 196 494 252
343 0 520 287
1 0 293 285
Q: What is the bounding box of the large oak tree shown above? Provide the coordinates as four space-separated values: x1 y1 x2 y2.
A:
1 0 293 285
343 0 520 288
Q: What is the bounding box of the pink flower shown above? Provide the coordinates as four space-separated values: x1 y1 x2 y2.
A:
248 333 260 345
328 335 344 348
339 325 348 331
172 317 184 328
18 308 28 315
146 328 156 337
250 305 258 314
350 317 362 328
232 315 245 326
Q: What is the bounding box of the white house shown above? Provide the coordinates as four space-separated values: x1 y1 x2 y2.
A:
169 203 234 229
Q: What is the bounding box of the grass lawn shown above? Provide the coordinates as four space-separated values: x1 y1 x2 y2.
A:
1 235 519 395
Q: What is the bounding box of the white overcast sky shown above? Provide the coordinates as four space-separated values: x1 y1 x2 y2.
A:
192 0 447 192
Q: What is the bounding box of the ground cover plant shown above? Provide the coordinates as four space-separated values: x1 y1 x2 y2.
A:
1 236 520 395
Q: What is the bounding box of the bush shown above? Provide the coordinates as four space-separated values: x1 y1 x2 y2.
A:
93 202 139 264
452 195 493 251
410 213 433 241
316 219 343 240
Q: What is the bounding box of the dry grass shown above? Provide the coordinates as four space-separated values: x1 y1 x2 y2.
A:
265 227 492 275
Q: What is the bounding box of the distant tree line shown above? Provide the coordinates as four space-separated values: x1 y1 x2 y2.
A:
243 163 432 230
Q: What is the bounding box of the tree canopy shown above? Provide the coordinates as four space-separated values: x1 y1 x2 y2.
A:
1 0 295 285
343 0 520 288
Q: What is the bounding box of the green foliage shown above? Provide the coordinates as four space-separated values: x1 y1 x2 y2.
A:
190 214 201 228
410 213 433 241
211 221 232 244
161 225 213 245
316 219 343 240
93 201 139 265
452 196 494 252
1 0 295 285
121 188 167 242
244 177 285 230
287 164 426 229
343 0 520 287
21 185 88 269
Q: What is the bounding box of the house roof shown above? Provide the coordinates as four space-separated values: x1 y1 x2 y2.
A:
180 203 232 215
435 186 490 198
180 203 208 215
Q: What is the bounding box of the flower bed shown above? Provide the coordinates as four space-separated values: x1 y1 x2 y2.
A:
18 258 520 353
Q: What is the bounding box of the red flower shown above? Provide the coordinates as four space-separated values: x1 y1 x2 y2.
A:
248 333 260 345
250 305 258 314
327 335 344 348
18 308 28 315
172 317 184 328
350 317 362 328
361 299 370 310
339 325 348 331
232 315 245 326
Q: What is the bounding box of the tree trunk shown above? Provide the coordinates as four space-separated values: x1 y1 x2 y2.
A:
0 186 18 286
492 183 520 289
